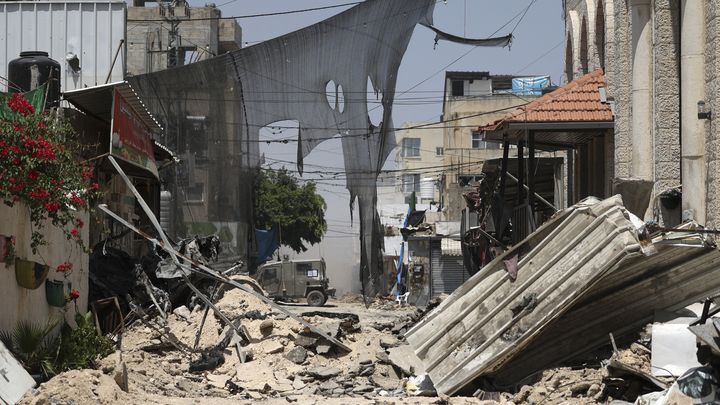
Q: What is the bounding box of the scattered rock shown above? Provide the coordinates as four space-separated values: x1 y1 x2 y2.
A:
285 347 308 364
375 351 390 364
172 305 192 321
247 390 264 400
206 374 229 389
387 345 425 376
316 344 332 355
586 383 601 397
259 319 274 334
264 341 285 354
319 380 340 391
308 366 342 380
292 378 306 390
379 336 398 349
570 381 592 396
270 382 293 393
352 385 374 393
294 335 318 348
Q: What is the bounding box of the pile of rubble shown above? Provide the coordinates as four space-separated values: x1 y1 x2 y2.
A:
19 288 470 404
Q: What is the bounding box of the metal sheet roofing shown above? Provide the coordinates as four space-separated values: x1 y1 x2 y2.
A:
62 81 162 132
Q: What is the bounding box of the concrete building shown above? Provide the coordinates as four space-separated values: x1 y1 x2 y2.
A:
563 1 717 226
126 2 253 261
440 72 543 219
394 122 445 204
126 1 241 75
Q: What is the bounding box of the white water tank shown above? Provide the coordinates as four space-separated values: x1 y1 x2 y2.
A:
419 177 435 201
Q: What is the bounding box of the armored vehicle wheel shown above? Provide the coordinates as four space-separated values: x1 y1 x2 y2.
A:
306 290 327 306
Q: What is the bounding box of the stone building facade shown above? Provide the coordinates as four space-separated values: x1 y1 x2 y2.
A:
564 0 719 226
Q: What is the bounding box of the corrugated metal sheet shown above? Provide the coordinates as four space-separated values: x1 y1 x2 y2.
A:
0 1 126 92
406 196 720 395
431 239 467 297
406 196 643 395
489 242 720 386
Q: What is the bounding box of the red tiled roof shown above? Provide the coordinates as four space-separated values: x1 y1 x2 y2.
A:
482 69 612 130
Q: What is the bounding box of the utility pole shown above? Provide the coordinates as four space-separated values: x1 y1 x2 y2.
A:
159 0 189 68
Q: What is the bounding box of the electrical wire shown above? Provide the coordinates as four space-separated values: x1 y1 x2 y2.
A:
128 2 362 22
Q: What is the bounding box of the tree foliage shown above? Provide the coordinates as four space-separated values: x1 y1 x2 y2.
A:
254 169 327 253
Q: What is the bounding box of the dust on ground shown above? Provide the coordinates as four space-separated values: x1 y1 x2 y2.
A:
20 290 655 405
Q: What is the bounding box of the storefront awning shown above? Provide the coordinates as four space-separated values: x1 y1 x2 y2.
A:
63 81 162 132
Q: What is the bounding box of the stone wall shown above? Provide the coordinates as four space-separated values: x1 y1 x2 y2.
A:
607 1 632 179
652 0 681 198
705 0 720 228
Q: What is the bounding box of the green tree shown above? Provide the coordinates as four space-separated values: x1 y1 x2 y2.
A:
254 169 327 253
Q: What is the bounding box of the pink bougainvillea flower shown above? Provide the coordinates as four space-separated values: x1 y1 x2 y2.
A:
68 288 80 301
7 93 35 116
70 228 79 237
27 170 40 181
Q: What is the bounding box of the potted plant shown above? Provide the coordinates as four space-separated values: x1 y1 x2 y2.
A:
14 258 49 289
45 279 65 307
0 93 101 254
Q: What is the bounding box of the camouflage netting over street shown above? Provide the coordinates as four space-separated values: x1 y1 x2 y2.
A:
129 0 510 298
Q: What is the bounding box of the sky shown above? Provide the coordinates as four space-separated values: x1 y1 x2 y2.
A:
183 0 565 294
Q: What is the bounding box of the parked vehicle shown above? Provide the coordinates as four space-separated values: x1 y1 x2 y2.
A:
254 258 335 306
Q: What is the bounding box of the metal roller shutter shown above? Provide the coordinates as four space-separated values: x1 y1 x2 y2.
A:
431 240 469 297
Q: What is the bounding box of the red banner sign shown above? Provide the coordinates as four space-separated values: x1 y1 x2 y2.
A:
110 89 158 178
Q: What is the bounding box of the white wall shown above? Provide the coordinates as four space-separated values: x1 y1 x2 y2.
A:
0 203 88 333
0 1 126 92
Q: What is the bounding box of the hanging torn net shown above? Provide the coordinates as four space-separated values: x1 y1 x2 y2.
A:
129 0 510 299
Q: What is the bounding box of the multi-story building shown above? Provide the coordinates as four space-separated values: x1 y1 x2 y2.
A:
126 0 241 75
394 122 445 204
563 0 716 227
126 1 255 260
440 72 547 219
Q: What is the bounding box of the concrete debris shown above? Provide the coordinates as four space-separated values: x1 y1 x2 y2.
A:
388 344 426 376
264 341 285 355
307 366 342 380
23 287 472 404
285 347 308 364
293 335 318 348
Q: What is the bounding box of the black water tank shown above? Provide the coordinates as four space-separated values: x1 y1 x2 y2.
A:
8 51 61 108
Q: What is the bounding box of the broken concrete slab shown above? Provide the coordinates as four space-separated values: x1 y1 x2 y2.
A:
172 305 192 321
206 373 230 389
307 366 342 380
285 347 308 364
264 341 285 355
293 335 318 348
387 344 425 376
292 378 306 390
316 343 332 355
379 336 399 349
